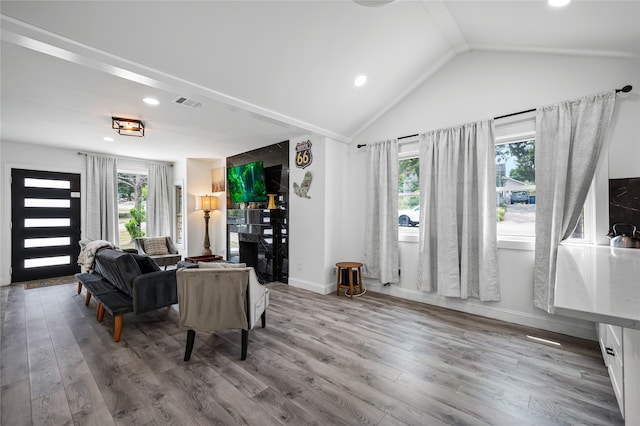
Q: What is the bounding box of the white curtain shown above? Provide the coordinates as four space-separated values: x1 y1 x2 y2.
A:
147 163 172 237
86 154 118 244
417 120 499 301
533 91 616 313
363 139 400 284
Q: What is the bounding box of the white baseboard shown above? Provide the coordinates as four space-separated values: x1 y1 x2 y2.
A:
288 278 334 295
364 281 597 341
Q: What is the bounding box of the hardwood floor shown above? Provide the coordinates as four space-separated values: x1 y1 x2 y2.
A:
1 281 623 425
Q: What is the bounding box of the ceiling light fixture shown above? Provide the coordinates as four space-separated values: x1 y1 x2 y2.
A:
354 75 367 87
103 136 114 142
142 97 159 105
112 117 145 137
548 0 571 7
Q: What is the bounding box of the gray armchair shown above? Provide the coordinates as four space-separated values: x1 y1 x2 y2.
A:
134 236 181 269
176 265 269 360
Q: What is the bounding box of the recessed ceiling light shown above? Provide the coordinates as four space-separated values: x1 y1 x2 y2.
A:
353 0 397 7
103 137 114 142
354 75 367 87
142 97 159 105
548 0 571 7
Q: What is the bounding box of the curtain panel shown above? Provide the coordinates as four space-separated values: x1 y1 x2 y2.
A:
363 139 400 284
147 163 172 237
533 91 616 313
417 120 500 301
86 154 119 244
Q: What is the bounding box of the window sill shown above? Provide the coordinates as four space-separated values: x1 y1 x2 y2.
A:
400 232 537 248
497 237 535 251
399 229 419 243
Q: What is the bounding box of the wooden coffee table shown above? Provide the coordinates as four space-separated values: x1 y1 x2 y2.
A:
184 255 223 263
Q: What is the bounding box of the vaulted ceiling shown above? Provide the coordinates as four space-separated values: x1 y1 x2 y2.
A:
1 1 638 161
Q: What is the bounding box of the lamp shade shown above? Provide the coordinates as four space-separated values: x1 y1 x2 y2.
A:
196 194 219 211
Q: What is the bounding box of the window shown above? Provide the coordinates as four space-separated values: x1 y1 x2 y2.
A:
398 157 420 228
495 136 587 241
117 172 148 249
495 139 536 237
175 184 183 244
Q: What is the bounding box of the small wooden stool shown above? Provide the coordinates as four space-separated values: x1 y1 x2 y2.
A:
336 262 363 299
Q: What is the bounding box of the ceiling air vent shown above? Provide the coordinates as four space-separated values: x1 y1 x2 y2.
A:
174 96 203 109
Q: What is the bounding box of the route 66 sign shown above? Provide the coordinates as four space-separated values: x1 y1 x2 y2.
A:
295 140 313 169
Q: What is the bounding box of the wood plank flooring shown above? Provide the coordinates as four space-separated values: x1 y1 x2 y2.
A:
1 281 624 425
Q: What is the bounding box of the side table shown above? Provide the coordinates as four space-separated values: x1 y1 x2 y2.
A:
184 255 223 263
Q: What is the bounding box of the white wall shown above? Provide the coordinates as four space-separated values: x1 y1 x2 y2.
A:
347 51 640 340
185 158 225 259
288 135 352 293
288 135 327 292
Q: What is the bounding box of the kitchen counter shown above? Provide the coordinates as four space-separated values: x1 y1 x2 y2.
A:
554 243 640 329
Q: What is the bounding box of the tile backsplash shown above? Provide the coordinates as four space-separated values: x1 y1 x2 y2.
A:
609 177 640 234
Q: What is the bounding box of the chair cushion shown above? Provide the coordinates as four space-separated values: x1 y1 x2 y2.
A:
198 262 246 269
143 237 169 255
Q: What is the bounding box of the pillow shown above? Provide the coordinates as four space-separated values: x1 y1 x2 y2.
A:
143 237 169 255
131 253 161 273
197 261 247 269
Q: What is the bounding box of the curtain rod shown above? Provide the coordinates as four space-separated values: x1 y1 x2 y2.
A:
77 151 174 167
357 84 633 149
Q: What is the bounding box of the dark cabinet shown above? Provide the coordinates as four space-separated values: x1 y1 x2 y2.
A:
227 208 287 284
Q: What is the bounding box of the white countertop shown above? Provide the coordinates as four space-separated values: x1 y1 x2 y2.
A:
554 244 640 329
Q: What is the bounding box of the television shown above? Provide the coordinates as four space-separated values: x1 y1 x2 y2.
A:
227 161 267 203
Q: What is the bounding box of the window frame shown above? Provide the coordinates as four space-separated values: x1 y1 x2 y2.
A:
394 122 607 248
116 169 149 249
495 133 537 244
495 126 606 250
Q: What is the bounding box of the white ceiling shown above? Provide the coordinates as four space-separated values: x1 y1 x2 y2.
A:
1 1 638 162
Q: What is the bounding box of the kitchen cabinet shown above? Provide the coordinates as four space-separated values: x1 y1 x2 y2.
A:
555 244 640 424
598 323 625 416
597 324 640 422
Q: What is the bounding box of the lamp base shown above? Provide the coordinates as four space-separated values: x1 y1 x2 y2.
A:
267 194 277 209
202 248 212 256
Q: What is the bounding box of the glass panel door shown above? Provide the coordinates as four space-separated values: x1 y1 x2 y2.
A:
11 169 81 282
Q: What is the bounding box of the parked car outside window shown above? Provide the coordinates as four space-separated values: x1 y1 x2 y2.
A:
399 205 420 227
510 190 529 204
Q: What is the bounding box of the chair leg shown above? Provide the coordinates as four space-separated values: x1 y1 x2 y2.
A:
85 291 92 306
261 311 266 328
77 281 82 294
114 315 123 342
241 329 248 360
184 330 196 361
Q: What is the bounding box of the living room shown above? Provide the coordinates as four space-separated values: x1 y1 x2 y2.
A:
1 1 639 425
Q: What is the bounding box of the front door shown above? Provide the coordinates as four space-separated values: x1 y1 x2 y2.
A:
11 169 81 283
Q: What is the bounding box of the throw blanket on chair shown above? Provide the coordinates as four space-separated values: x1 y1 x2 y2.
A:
78 240 117 273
